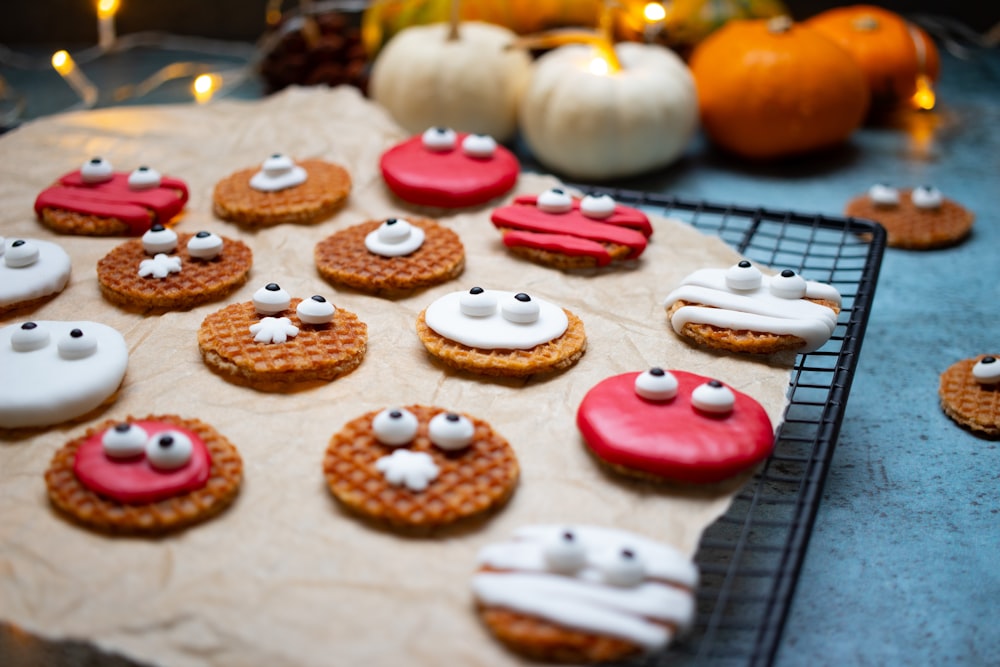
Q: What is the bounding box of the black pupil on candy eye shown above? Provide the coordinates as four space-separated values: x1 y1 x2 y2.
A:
311 295 326 303
21 322 37 330
271 153 281 159
552 188 564 195
445 413 460 422
470 287 484 295
708 380 723 388
515 293 531 302
650 367 665 376
138 166 148 172
983 357 997 364
434 127 446 133
114 423 130 433
389 410 402 419
159 435 174 448
151 224 165 232
780 269 795 278
12 240 25 247
70 329 83 338
196 231 210 238
266 283 280 291
738 260 751 268
385 218 398 225
621 549 635 560
562 531 575 542
90 158 102 164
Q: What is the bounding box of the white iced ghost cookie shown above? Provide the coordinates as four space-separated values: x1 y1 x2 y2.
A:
0 238 72 314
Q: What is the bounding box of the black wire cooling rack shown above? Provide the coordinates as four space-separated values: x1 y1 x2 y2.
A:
587 188 886 667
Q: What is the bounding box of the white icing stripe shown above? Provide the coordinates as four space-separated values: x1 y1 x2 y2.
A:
424 290 568 350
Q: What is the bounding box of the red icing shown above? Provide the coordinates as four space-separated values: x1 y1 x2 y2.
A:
380 133 519 208
73 420 211 504
577 371 774 484
491 195 651 262
34 170 189 235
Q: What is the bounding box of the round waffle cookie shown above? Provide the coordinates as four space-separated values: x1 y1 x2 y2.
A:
97 232 252 312
314 217 464 296
323 405 519 531
213 158 351 227
45 415 243 534
939 355 1000 437
198 298 367 390
845 187 974 249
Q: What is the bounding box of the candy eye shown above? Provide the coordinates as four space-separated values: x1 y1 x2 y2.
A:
296 295 336 325
372 407 419 446
543 529 587 574
461 134 497 159
867 183 900 206
536 188 572 214
422 127 457 152
725 260 763 291
378 218 413 244
4 239 39 268
81 157 113 184
10 322 50 352
769 269 807 299
187 231 223 260
102 423 148 459
128 165 162 190
580 193 616 219
911 185 943 210
972 356 1000 385
691 380 735 415
501 292 540 324
459 287 497 317
58 328 97 360
428 412 474 451
262 153 295 174
597 547 646 587
141 224 178 255
144 430 194 471
253 282 291 315
634 367 679 401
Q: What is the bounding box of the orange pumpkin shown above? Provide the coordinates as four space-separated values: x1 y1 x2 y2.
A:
806 5 940 108
689 17 870 160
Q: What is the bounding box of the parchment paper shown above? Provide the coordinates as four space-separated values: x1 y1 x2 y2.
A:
0 87 792 667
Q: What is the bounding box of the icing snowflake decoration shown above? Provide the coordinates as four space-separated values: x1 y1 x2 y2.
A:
138 253 182 279
375 449 440 492
249 317 299 344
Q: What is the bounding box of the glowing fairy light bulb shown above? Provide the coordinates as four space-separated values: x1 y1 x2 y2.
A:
96 0 120 50
192 74 218 104
643 2 666 22
911 74 936 111
588 56 611 76
51 50 98 107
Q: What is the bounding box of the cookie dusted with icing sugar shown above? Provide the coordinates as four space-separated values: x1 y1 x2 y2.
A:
939 355 1000 437
663 262 842 355
473 524 698 663
45 415 243 534
380 128 519 208
415 287 586 378
491 188 652 269
578 369 774 484
0 237 71 315
845 184 974 249
34 158 189 236
0 320 128 429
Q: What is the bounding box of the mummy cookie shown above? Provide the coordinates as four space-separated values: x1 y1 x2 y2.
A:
0 237 72 315
0 320 128 429
578 369 774 483
380 128 519 208
845 184 974 249
415 287 587 377
663 263 842 354
491 190 653 269
939 355 1000 437
45 415 243 534
35 159 189 236
323 405 519 530
473 524 698 663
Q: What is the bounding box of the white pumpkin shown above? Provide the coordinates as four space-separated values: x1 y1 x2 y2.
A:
370 21 532 143
519 42 699 180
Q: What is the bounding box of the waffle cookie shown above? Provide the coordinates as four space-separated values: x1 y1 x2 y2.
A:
323 405 519 531
45 415 243 534
213 155 351 227
97 229 252 312
845 184 974 249
473 524 698 663
416 288 586 378
939 355 1000 437
314 217 464 296
0 237 71 316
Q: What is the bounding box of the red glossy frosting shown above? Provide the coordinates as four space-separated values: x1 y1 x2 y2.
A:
35 170 189 235
577 371 774 483
380 133 519 208
73 420 211 504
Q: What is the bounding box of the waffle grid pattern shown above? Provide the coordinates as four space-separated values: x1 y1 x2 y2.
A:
939 356 1000 436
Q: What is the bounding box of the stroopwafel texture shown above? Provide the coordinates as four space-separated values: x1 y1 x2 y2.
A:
845 190 974 249
939 356 1000 437
323 405 519 530
212 158 351 227
45 414 243 534
314 217 464 296
415 309 587 377
198 298 367 390
498 231 633 270
38 208 143 236
97 233 252 312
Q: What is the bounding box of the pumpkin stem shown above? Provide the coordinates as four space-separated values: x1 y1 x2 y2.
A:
596 0 623 72
447 0 460 41
767 15 794 34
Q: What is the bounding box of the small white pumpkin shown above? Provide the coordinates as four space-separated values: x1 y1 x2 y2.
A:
519 42 699 180
370 21 532 143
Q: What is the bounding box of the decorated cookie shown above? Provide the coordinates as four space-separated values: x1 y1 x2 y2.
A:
197 283 366 390
97 228 252 312
578 369 774 483
314 216 464 296
491 189 653 269
213 154 352 227
416 287 586 377
380 128 519 208
0 237 72 315
35 159 189 236
45 415 243 534
663 263 842 354
472 524 698 663
845 184 974 249
323 404 519 530
939 355 1000 437
0 320 128 429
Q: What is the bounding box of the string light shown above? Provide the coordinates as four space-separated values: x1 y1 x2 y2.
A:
911 74 936 111
96 0 120 51
192 74 219 104
51 50 99 108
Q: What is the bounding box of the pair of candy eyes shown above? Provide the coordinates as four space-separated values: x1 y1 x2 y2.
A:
459 288 539 323
421 127 496 157
252 284 336 322
81 158 162 189
725 262 809 299
535 188 617 220
635 368 736 414
143 227 223 256
544 531 646 587
101 424 193 470
869 184 942 208
10 323 98 359
372 408 475 451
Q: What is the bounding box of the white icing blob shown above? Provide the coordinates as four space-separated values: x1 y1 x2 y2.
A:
81 157 113 184
127 166 162 190
102 423 148 459
364 218 425 257
543 529 588 574
141 226 178 255
138 253 182 279
187 231 224 260
4 240 39 268
0 239 70 310
57 328 98 360
0 236 5 255
249 154 307 192
501 293 540 324
580 194 616 220
10 322 50 352
972 356 1000 385
250 317 299 344
769 270 808 299
296 295 336 325
372 407 419 446
868 183 900 206
634 368 678 401
462 134 497 158
537 188 573 214
145 430 194 470
425 289 568 350
912 185 943 210
375 449 439 492
253 283 291 315
459 287 497 317
422 127 457 152
428 412 474 451
595 548 647 588
725 261 763 291
691 381 735 415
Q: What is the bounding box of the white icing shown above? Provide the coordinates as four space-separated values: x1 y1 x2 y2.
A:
253 284 291 315
249 154 307 192
296 296 336 325
459 287 496 317
868 183 900 206
0 320 128 429
543 530 588 574
145 430 193 470
141 226 178 255
187 232 223 260
5 240 39 268
501 293 540 324
462 134 497 158
128 166 162 190
372 408 419 446
972 357 1000 385
57 328 98 360
0 239 70 309
10 322 50 352
691 381 735 414
250 317 299 344
428 412 474 451
0 236 5 255
375 449 439 492
912 185 943 210
364 218 425 257
425 289 568 350
102 423 148 459
81 157 113 184
537 188 572 213
580 194 616 220
138 253 182 279
725 261 763 291
664 268 842 353
769 270 808 299
634 368 678 401
422 127 457 152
